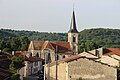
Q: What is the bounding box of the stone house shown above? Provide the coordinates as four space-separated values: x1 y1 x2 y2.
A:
79 48 120 67
44 55 117 80
24 56 43 77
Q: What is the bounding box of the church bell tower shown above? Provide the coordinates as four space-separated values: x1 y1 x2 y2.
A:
68 10 78 54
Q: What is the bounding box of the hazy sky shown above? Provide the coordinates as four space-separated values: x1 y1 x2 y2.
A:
0 0 120 32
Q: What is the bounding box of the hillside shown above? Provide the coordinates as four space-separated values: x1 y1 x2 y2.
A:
0 28 120 52
0 29 67 41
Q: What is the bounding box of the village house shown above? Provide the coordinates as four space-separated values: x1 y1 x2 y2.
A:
24 56 43 77
44 55 117 80
79 48 120 67
8 51 44 80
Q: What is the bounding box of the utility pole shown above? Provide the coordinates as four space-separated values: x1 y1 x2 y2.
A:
44 49 46 80
55 44 58 80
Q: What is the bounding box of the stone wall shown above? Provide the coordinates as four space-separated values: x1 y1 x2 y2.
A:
68 58 117 80
45 62 67 80
96 56 119 67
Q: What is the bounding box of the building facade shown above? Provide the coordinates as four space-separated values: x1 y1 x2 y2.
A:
45 55 117 80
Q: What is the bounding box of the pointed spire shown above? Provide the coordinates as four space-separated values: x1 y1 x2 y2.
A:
68 10 78 33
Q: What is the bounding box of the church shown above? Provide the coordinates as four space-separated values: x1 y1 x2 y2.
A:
28 10 79 62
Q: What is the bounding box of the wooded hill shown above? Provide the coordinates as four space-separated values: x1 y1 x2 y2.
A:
0 28 120 52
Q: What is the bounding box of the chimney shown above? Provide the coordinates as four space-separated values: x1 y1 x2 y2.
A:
98 47 104 57
94 47 104 58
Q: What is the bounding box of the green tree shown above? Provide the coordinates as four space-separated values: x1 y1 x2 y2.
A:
20 36 30 50
8 55 25 65
11 37 21 51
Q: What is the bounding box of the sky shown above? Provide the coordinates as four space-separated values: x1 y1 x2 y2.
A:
0 0 120 32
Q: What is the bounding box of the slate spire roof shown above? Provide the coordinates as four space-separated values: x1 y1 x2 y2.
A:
68 10 78 33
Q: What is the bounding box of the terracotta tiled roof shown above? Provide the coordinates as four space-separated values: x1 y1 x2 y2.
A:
0 68 12 80
28 41 45 50
60 55 84 62
15 51 26 57
46 55 84 67
104 48 120 56
28 41 72 54
50 42 72 52
26 56 44 62
3 51 27 57
47 55 115 68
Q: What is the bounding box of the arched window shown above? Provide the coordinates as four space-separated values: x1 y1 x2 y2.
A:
57 55 59 60
73 36 76 42
30 53 32 56
48 53 51 61
36 53 39 57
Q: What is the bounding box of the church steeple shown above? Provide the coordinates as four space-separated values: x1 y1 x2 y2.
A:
68 10 79 54
68 10 78 33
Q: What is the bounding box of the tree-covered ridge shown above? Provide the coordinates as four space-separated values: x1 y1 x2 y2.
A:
78 28 120 52
1 28 120 52
0 29 67 41
79 28 120 48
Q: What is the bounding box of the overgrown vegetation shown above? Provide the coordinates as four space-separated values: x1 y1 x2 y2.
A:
8 55 25 80
8 55 25 65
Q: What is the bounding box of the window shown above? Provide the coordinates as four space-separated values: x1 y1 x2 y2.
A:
36 53 39 57
30 53 32 56
57 55 59 60
63 55 65 58
73 36 76 42
48 53 51 61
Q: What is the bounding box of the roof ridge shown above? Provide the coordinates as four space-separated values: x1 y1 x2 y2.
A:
42 41 49 50
49 42 55 50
